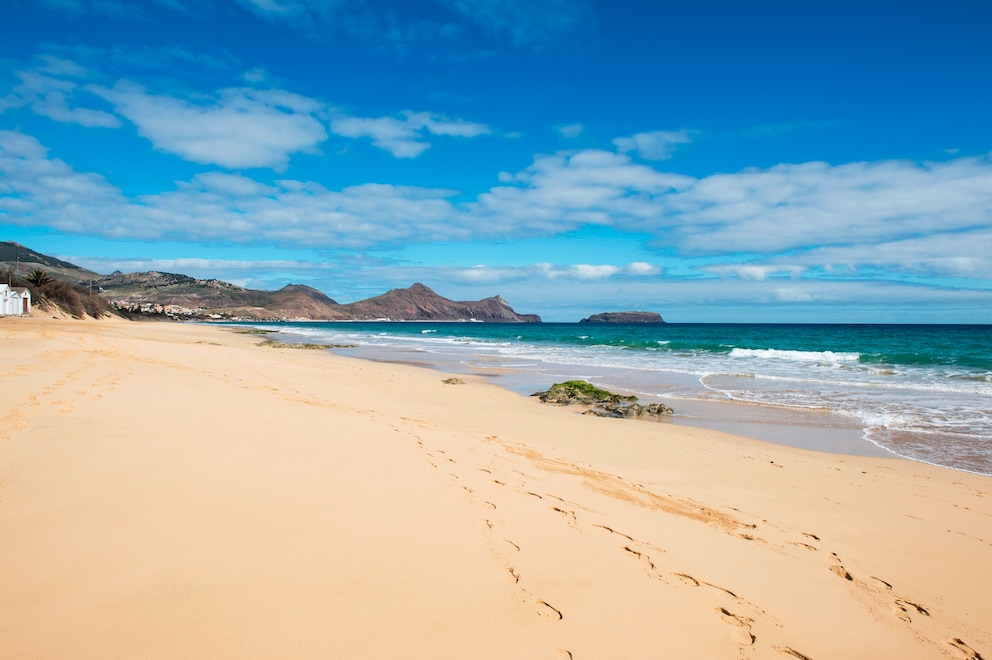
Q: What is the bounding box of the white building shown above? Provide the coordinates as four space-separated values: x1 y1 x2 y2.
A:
0 284 32 316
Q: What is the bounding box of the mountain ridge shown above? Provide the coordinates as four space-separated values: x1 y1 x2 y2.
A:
0 241 101 281
1 242 540 322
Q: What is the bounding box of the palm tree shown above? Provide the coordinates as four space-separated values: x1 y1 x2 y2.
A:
25 269 53 287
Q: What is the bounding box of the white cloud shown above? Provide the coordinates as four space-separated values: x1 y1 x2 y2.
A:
571 264 620 279
702 264 806 280
6 51 488 166
555 123 584 138
469 149 694 236
89 82 328 169
35 55 89 77
453 261 657 284
0 130 125 219
405 111 489 137
4 128 992 294
665 157 992 255
625 262 661 276
470 147 992 283
613 129 694 161
1 69 120 128
775 229 992 280
330 116 430 158
70 255 338 276
0 130 467 247
534 263 620 280
455 265 525 284
330 110 489 158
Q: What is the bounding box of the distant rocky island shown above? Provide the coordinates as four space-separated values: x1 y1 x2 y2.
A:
579 311 665 324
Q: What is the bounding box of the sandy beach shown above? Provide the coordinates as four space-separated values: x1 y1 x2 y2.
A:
1 316 990 659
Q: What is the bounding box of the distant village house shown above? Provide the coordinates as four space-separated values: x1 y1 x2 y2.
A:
0 284 32 316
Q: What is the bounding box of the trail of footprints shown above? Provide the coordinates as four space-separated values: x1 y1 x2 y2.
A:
409 418 985 659
1 350 134 439
411 426 772 650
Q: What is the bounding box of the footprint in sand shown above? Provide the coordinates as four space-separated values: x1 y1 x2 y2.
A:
868 576 893 590
947 637 984 660
674 572 700 587
537 600 563 620
623 545 657 572
551 506 577 526
829 564 854 581
674 573 739 599
593 524 635 541
892 598 930 622
716 607 755 645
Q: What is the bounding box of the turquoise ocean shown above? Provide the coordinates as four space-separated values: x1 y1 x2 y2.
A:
240 322 992 476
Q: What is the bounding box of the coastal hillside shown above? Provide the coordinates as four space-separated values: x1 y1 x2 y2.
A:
0 241 101 282
94 270 347 320
99 273 540 322
1 242 539 322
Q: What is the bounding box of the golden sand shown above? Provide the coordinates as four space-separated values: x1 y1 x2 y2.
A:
1 316 990 658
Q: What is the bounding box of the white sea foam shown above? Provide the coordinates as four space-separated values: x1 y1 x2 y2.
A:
729 348 861 363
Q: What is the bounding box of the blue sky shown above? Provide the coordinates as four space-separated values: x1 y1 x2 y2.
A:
1 0 991 322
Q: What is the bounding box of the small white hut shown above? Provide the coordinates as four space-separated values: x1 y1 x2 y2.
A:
0 284 32 316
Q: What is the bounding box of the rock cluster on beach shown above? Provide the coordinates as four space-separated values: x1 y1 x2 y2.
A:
532 380 674 419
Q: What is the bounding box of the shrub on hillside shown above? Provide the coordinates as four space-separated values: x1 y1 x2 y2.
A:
1 269 114 318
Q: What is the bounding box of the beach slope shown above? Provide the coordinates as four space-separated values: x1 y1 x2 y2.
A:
1 318 989 658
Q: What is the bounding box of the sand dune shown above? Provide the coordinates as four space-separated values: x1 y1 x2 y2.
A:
1 317 989 658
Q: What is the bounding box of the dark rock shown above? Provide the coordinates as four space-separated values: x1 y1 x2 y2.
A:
579 311 665 324
532 380 673 420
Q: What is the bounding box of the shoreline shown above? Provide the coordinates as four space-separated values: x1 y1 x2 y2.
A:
330 342 897 461
2 317 990 658
256 320 992 477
